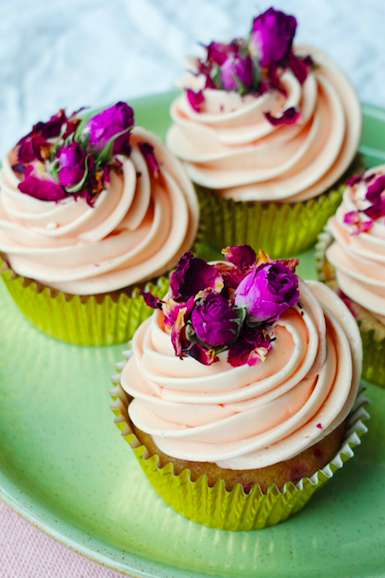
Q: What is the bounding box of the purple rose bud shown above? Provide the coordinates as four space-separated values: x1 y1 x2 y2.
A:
250 8 297 67
170 252 223 300
57 143 87 188
185 89 205 112
234 262 299 323
84 102 134 155
18 165 66 202
264 106 300 126
190 292 241 348
220 53 254 91
222 244 256 269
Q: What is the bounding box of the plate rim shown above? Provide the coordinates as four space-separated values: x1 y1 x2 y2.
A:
0 93 384 578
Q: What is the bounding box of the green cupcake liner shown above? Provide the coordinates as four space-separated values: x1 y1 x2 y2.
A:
360 329 385 388
0 260 169 346
197 155 363 259
110 347 369 530
315 229 385 388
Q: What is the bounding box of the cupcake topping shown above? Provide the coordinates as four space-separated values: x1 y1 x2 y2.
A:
122 260 361 469
167 10 361 203
0 106 199 294
12 103 159 206
186 7 312 115
141 244 299 367
326 165 385 323
343 169 385 234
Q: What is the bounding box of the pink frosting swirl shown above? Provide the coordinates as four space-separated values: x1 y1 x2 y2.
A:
326 165 385 324
121 278 361 469
166 46 361 203
0 127 199 295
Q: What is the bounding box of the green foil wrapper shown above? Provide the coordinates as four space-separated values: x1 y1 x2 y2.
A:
110 348 369 530
0 260 169 346
360 328 385 387
197 155 363 259
316 229 385 388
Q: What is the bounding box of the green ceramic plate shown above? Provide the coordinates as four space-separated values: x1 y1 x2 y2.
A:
1 94 385 578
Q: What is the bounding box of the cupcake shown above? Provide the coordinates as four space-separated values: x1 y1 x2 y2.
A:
317 166 385 387
111 245 368 530
166 7 362 257
0 103 199 345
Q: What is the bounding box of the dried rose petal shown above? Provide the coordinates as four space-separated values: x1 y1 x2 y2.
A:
162 297 194 329
11 163 25 175
227 334 271 367
169 252 223 300
264 106 300 126
18 165 66 202
366 174 385 204
213 262 244 289
40 109 67 139
205 41 238 65
187 343 218 365
277 257 299 272
346 168 366 187
17 136 49 164
343 209 372 234
352 220 372 235
139 290 162 309
169 298 195 359
288 52 311 84
185 89 205 112
138 142 160 178
343 210 360 225
222 244 256 269
363 201 385 221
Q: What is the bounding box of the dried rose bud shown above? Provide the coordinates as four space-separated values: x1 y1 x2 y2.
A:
57 143 87 188
190 292 241 348
234 261 299 323
84 102 134 155
250 8 297 67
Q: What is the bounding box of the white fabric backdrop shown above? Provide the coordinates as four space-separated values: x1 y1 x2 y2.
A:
0 1 384 577
0 0 384 156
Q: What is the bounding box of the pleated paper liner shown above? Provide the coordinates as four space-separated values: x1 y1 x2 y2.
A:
197 154 363 259
0 259 169 346
110 347 369 531
316 229 385 388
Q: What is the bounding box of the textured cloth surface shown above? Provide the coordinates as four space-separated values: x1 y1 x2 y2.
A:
0 0 385 156
0 502 123 577
0 0 384 576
